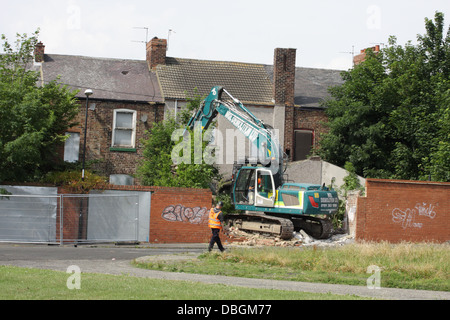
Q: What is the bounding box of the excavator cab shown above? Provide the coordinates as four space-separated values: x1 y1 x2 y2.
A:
232 167 275 208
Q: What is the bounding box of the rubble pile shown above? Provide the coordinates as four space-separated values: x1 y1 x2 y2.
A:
225 226 354 248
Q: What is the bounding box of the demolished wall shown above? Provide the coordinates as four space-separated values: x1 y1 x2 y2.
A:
284 157 365 188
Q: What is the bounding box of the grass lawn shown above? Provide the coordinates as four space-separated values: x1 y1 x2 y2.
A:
134 242 450 292
0 265 366 300
1 242 447 300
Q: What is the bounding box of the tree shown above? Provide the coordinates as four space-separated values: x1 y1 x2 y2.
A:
0 30 79 182
318 12 450 182
137 91 220 188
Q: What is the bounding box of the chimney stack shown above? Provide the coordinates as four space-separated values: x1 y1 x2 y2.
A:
146 37 167 70
273 48 296 106
34 42 45 63
353 45 380 66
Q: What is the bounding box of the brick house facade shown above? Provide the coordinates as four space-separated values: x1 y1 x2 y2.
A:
70 100 164 178
35 45 164 184
35 38 343 184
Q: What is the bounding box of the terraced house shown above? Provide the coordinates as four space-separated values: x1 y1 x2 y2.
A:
34 37 343 184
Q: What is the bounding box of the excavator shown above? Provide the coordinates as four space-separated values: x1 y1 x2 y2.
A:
185 86 339 239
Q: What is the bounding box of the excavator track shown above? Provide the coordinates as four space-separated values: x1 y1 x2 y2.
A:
291 215 333 239
225 213 294 240
225 213 333 240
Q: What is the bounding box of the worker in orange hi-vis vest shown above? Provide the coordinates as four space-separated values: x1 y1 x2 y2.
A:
208 201 226 252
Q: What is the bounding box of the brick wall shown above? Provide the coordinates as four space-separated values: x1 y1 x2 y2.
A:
293 108 329 151
147 187 213 243
107 185 213 243
284 107 329 161
283 106 295 158
57 185 213 243
356 179 450 243
56 187 85 242
69 100 164 180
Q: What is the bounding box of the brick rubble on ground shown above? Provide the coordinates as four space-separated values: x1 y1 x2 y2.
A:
225 226 354 248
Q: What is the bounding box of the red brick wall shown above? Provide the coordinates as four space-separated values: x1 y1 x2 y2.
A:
293 108 328 150
356 179 450 243
56 185 212 243
284 106 294 158
56 187 86 242
108 185 213 243
284 107 329 161
149 188 212 243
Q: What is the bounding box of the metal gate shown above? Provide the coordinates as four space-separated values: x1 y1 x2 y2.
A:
0 192 149 244
0 194 58 243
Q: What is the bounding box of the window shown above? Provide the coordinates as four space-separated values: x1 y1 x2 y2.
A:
64 132 80 163
234 169 255 204
112 109 136 148
254 169 275 207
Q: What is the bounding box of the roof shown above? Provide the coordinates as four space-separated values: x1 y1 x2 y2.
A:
294 67 344 108
38 53 343 107
265 65 344 108
156 57 274 104
157 56 344 108
41 54 163 102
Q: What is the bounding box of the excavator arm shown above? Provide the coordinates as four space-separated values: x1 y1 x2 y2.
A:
185 86 282 175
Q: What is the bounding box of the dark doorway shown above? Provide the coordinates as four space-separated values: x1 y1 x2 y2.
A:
294 130 313 161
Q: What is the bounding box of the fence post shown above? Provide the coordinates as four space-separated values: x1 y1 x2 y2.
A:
59 194 63 245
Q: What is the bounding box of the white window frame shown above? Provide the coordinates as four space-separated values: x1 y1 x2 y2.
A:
111 109 137 148
64 132 80 163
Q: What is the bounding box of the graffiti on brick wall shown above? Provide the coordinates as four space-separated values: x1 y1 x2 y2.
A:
162 205 208 224
392 203 437 229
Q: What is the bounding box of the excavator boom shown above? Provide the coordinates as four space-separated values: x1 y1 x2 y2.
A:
186 86 282 175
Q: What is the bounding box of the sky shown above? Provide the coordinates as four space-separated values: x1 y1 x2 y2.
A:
1 0 449 70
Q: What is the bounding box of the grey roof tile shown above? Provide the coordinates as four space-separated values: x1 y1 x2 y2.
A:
42 54 163 102
264 65 344 108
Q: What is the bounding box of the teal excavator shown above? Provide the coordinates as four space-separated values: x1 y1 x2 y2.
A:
185 86 339 239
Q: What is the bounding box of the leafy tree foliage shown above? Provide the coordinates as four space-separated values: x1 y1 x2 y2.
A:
137 91 219 188
318 12 450 182
0 30 79 182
